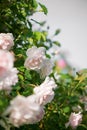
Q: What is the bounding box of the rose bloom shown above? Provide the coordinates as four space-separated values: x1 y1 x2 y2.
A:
0 33 14 50
0 50 14 80
57 59 66 69
33 77 57 105
0 68 18 91
65 112 82 129
24 46 46 70
39 59 54 78
4 95 45 127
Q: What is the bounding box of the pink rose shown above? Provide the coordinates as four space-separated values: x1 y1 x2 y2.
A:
65 112 82 129
33 77 57 105
4 95 45 127
24 46 46 70
0 50 14 80
0 68 18 91
0 33 14 50
57 59 66 69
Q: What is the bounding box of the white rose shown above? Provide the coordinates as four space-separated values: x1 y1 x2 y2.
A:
33 77 57 105
0 33 14 50
0 68 18 91
4 95 45 127
24 46 46 70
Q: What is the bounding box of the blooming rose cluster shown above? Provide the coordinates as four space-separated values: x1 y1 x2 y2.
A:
24 46 53 78
0 33 83 129
4 77 57 127
0 33 18 91
0 33 57 127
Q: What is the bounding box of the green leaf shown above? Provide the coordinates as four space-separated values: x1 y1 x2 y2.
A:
32 0 38 9
24 70 32 80
69 96 79 104
18 74 24 81
53 41 61 46
33 31 42 41
63 106 70 113
39 3 48 15
0 99 3 106
75 69 87 83
41 33 46 41
54 29 61 36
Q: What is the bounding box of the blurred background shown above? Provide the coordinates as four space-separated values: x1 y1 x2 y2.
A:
33 0 87 69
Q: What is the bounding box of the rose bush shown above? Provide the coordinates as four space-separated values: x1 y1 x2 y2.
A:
0 0 87 130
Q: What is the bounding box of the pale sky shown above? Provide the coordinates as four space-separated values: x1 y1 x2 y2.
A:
33 0 87 69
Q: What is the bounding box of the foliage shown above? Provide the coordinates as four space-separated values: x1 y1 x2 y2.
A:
0 0 87 130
